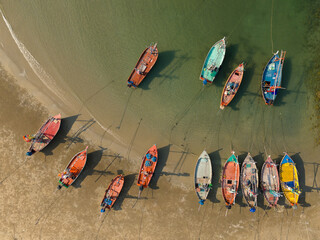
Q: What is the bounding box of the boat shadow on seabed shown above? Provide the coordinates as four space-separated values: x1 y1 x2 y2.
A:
41 115 80 156
272 58 292 107
207 149 222 204
139 50 182 90
228 63 256 111
291 152 312 208
112 173 138 211
72 149 113 189
212 44 239 89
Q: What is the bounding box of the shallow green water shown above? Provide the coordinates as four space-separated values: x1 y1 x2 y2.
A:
0 0 315 156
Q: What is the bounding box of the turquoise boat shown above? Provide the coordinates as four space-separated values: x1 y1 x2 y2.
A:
261 50 286 105
200 37 226 84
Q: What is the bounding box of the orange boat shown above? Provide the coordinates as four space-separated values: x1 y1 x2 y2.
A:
127 43 158 88
100 175 124 213
24 114 61 156
57 146 88 189
137 144 158 194
221 151 240 209
220 63 244 109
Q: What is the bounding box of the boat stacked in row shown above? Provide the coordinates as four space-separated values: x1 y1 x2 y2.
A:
195 151 301 212
126 39 286 108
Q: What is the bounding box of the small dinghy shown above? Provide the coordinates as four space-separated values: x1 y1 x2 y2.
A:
100 175 124 213
279 153 301 208
220 63 244 109
24 114 61 156
240 153 258 212
194 150 212 205
221 151 240 209
137 144 158 195
199 37 226 85
57 147 88 189
127 43 158 88
261 155 280 207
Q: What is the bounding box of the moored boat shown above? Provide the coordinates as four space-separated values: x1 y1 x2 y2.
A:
261 155 280 207
57 146 88 189
24 114 61 156
279 153 300 208
261 50 286 105
240 153 258 212
194 150 212 205
200 37 226 85
221 151 240 209
127 43 158 88
100 175 124 213
220 63 244 109
137 144 158 194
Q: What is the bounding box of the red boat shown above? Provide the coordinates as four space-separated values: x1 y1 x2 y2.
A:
57 146 88 189
100 175 124 213
221 151 240 209
220 63 244 109
127 43 158 88
24 114 61 156
137 144 158 193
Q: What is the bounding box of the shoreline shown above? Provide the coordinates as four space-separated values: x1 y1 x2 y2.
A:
0 3 320 240
0 8 144 164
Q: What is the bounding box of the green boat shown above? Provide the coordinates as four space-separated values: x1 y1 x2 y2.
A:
200 37 226 85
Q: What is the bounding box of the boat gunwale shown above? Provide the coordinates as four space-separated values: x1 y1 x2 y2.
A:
199 37 226 83
221 153 239 206
59 146 88 187
220 63 244 109
194 150 212 201
261 156 280 207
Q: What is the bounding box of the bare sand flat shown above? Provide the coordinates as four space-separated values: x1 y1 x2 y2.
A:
0 69 319 240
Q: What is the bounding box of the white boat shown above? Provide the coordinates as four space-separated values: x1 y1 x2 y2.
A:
194 150 212 205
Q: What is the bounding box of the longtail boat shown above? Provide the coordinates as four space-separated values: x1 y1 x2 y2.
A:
220 63 244 109
57 146 88 190
240 153 258 212
221 151 240 209
194 150 212 206
100 175 124 213
127 43 158 88
24 114 61 156
279 153 300 208
137 144 158 195
261 50 286 105
199 37 226 85
261 155 280 207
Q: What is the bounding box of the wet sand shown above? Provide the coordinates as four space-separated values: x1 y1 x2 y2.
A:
1 8 320 240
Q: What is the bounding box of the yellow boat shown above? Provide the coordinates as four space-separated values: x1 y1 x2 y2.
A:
279 153 301 208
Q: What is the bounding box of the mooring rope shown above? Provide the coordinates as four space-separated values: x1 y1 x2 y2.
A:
270 0 274 54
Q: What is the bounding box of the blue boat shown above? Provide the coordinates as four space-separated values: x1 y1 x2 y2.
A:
261 50 286 105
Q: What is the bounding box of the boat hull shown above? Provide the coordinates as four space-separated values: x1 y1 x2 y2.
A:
101 175 124 211
28 114 61 153
137 144 158 188
221 152 240 208
261 156 280 207
195 150 212 203
220 63 244 109
261 50 286 105
127 43 158 88
279 153 300 207
58 147 88 188
200 37 226 84
240 153 258 211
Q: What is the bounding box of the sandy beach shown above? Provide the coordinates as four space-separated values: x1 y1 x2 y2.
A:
1 2 320 240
